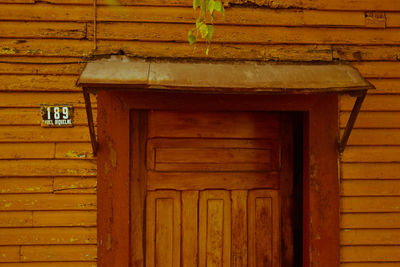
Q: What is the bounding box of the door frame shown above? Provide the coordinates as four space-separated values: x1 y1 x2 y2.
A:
96 91 339 267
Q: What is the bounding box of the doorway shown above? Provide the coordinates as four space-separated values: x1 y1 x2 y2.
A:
131 110 298 267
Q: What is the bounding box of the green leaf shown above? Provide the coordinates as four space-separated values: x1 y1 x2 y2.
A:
207 0 215 15
206 25 214 41
206 47 210 55
196 17 203 29
214 1 224 15
199 0 206 15
188 30 197 45
199 23 209 38
193 0 200 9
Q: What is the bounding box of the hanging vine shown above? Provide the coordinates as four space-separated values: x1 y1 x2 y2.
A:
188 0 225 54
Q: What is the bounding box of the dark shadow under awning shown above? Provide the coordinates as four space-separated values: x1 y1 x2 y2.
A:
77 56 373 95
76 56 374 156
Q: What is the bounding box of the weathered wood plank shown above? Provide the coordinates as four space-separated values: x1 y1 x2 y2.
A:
342 147 400 162
0 178 53 193
341 263 400 267
0 227 96 245
0 126 90 142
333 45 400 61
33 211 96 227
8 0 400 11
0 57 83 75
0 143 54 159
386 12 400 27
342 163 400 179
0 75 80 91
0 194 96 211
302 0 400 11
341 196 400 212
147 171 279 190
20 245 97 262
0 160 96 177
341 246 400 262
0 246 19 262
341 229 400 245
367 79 400 94
93 22 400 45
341 95 400 111
0 261 97 267
97 41 332 61
0 108 92 126
0 22 86 39
340 112 400 128
341 213 400 229
0 92 90 108
0 211 32 227
55 143 94 159
341 180 400 196
53 177 97 193
0 3 92 22
0 39 93 57
0 263 97 267
353 62 400 78
344 129 400 145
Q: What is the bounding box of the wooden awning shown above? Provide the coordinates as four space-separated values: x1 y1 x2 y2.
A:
77 56 374 156
77 56 373 95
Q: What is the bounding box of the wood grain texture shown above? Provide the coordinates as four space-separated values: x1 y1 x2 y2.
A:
341 246 400 262
0 211 32 227
0 227 96 245
0 246 19 262
0 178 53 193
0 160 96 177
20 245 97 262
341 229 400 245
0 194 96 211
231 190 248 267
182 191 198 267
199 190 231 267
342 163 400 179
341 213 400 229
32 211 96 227
340 112 400 128
146 190 181 267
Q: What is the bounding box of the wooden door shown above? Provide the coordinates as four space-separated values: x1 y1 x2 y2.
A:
131 110 293 267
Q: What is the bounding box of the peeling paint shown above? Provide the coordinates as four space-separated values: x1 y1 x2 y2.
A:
107 139 117 168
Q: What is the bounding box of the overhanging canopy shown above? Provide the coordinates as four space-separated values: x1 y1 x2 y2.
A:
77 56 374 156
77 56 373 95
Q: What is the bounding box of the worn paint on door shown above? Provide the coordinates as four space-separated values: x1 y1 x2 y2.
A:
132 110 293 267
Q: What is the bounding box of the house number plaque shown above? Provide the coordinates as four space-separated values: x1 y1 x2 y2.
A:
40 104 74 127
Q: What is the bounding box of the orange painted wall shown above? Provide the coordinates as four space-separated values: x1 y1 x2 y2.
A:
0 0 399 265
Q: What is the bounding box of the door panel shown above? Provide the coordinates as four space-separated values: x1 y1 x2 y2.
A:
199 190 231 267
146 191 181 267
248 190 280 267
133 110 293 267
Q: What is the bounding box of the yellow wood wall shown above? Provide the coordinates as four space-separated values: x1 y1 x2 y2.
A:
0 0 399 266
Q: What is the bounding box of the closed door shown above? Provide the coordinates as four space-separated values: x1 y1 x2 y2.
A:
132 110 293 267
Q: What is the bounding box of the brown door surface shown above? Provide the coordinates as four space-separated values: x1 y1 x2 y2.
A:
133 110 293 267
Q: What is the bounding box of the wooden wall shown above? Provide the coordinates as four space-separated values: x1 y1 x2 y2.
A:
0 0 399 266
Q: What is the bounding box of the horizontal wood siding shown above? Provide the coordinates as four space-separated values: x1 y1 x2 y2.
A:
0 0 399 266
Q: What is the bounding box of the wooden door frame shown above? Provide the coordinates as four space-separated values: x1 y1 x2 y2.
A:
96 91 339 267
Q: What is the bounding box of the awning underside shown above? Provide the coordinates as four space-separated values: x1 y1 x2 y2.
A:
77 56 374 95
